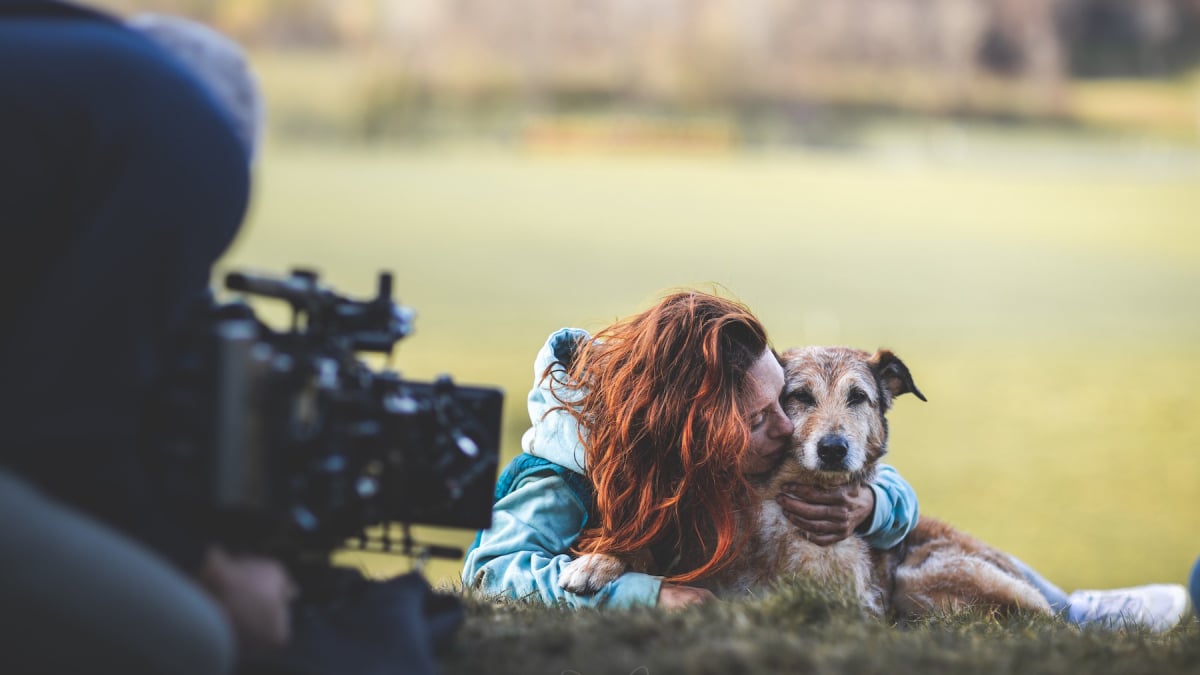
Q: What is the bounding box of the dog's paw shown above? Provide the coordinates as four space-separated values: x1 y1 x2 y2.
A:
559 553 629 595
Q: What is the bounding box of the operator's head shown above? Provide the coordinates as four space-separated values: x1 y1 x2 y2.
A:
128 13 263 161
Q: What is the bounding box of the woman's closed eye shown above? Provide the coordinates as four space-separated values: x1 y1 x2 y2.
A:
789 389 816 407
748 409 768 430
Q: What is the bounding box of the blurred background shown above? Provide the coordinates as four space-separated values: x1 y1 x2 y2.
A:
97 0 1198 592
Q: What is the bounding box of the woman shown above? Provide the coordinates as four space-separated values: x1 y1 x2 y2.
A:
462 291 917 609
463 291 1189 628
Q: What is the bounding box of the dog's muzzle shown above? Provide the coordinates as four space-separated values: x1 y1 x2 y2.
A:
816 434 850 470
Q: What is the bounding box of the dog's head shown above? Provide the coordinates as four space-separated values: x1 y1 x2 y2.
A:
776 346 925 486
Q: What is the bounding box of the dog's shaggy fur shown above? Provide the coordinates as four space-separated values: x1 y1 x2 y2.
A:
560 346 1052 619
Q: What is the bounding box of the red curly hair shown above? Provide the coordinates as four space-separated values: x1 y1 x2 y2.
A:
548 291 769 583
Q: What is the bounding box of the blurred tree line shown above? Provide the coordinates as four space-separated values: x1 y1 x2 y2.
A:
98 0 1200 142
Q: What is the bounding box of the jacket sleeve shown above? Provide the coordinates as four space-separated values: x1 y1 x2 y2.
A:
859 463 919 550
461 470 663 608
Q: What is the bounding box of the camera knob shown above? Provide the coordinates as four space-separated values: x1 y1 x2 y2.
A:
356 476 380 498
290 268 319 283
453 430 479 457
292 506 319 532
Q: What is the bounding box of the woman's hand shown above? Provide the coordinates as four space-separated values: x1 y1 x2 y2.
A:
197 546 296 650
776 483 875 546
657 583 717 610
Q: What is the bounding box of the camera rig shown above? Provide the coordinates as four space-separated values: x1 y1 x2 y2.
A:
152 268 502 564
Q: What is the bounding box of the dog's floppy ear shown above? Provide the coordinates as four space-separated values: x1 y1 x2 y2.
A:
868 349 927 404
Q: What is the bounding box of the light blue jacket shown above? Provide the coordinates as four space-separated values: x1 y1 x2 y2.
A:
461 328 920 608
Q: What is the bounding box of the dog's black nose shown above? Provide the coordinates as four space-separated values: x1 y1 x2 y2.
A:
817 435 849 468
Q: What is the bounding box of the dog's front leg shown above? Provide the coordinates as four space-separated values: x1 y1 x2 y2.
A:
558 553 630 594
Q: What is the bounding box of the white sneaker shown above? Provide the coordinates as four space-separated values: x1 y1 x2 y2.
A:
1066 583 1190 632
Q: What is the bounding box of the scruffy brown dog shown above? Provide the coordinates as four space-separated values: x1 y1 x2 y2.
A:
560 346 1052 619
705 346 1051 618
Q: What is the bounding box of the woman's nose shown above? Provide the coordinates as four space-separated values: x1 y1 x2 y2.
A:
772 408 795 438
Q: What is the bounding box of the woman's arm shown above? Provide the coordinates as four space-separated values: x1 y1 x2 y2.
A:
859 464 919 549
775 463 919 549
462 471 663 608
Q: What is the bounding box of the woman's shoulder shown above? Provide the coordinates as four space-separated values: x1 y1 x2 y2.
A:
495 453 593 510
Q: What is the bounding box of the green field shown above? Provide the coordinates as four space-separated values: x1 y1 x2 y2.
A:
220 137 1200 594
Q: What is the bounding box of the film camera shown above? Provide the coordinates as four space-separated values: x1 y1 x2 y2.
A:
153 268 502 563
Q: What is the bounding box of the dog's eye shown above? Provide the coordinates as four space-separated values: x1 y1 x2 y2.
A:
847 388 870 406
789 390 816 407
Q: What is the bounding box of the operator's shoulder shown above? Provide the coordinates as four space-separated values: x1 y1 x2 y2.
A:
22 17 219 116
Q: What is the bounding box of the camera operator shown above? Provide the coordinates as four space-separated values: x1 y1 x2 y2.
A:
0 3 292 673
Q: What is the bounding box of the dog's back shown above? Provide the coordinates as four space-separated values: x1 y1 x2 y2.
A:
888 516 1051 617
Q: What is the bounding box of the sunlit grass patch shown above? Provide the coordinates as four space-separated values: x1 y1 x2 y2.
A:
1070 71 1200 141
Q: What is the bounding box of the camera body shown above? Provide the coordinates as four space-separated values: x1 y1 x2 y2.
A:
152 269 502 560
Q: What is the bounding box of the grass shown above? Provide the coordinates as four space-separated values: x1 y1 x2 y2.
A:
1071 72 1200 141
445 578 1200 675
223 139 1200 595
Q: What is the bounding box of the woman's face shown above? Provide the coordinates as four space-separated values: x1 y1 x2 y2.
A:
740 349 795 475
